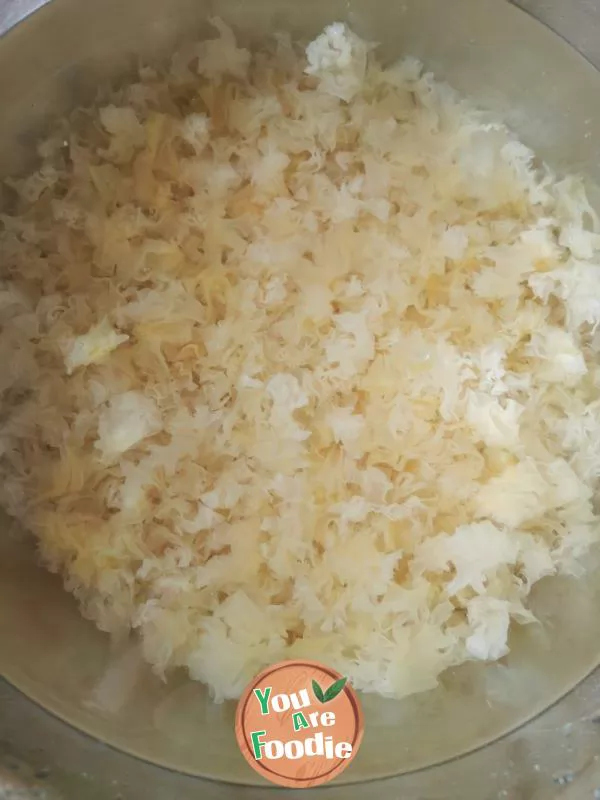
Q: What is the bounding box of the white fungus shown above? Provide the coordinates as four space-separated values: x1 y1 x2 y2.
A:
1 21 600 701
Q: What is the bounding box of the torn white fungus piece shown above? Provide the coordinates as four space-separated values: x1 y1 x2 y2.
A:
1 20 600 703
63 318 129 375
96 392 162 462
305 22 373 101
465 597 512 661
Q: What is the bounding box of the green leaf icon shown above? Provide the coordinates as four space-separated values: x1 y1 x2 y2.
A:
312 679 325 703
312 676 347 703
323 676 347 702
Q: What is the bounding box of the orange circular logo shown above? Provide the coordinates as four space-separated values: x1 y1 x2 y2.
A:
235 660 363 788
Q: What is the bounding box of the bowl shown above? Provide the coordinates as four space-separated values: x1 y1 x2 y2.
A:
1 0 600 797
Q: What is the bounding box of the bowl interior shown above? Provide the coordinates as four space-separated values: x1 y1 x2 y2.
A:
1 0 600 784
